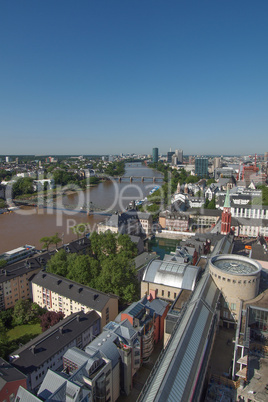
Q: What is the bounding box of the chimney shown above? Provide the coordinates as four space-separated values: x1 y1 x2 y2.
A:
76 315 80 322
59 326 64 334
30 345 36 355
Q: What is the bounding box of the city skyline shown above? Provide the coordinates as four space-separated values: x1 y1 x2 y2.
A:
1 1 268 155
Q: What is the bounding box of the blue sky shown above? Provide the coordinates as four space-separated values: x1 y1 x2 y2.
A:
1 0 267 156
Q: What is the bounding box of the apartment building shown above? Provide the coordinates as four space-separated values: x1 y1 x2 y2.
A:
31 271 118 329
10 311 100 393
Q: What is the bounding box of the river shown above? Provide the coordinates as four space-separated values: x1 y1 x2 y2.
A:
0 163 163 253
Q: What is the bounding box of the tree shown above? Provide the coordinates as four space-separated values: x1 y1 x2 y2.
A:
46 249 68 276
0 260 7 269
40 311 65 332
12 177 35 197
12 300 42 326
72 224 87 240
90 231 117 259
51 233 61 248
40 236 53 251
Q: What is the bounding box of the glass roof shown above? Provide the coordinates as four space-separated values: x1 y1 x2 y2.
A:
213 258 258 275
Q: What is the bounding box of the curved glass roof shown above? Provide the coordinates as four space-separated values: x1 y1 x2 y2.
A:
213 258 258 275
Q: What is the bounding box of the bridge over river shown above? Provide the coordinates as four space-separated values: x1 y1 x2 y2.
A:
98 175 163 183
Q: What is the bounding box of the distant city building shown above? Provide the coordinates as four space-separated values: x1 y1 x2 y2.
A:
195 157 208 177
175 149 183 164
171 154 178 166
264 152 268 161
5 156 10 163
167 151 175 164
152 148 159 164
213 157 221 170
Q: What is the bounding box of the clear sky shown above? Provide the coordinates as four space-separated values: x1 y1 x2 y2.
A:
1 0 267 156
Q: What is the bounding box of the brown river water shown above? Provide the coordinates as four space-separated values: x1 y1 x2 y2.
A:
0 163 163 253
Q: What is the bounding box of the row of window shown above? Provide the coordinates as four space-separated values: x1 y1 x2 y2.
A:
161 290 176 298
211 272 256 284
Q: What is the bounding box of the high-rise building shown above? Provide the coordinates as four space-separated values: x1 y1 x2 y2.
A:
175 149 183 164
264 152 268 161
195 157 208 177
152 148 159 163
214 157 221 169
167 151 175 164
172 154 178 166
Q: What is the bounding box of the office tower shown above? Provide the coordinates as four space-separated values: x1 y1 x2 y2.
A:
195 157 208 177
175 149 183 164
214 157 221 169
264 152 268 162
167 151 175 164
152 148 159 163
172 154 178 166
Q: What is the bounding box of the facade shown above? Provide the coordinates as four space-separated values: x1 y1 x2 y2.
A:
195 157 208 177
159 211 189 232
0 257 42 311
119 296 169 357
152 148 159 164
141 259 200 302
10 311 101 393
31 271 118 329
137 212 153 235
98 211 141 236
63 318 141 399
0 358 27 402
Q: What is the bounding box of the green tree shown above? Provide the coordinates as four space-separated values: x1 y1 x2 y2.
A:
12 177 35 197
90 231 117 259
46 249 68 276
12 299 37 325
117 234 138 258
40 236 53 251
51 233 61 248
0 260 7 268
72 224 87 240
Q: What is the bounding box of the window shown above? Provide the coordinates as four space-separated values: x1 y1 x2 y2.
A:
231 303 236 311
174 293 176 299
162 290 164 296
168 291 170 298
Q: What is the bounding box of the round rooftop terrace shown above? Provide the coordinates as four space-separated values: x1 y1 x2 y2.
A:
210 254 262 276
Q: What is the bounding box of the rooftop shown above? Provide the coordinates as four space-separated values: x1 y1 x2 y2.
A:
10 311 100 375
142 259 200 291
31 270 118 311
210 254 262 275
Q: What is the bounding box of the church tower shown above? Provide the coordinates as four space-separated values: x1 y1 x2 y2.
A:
221 186 231 235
